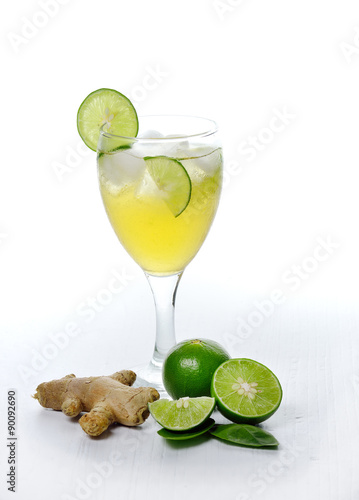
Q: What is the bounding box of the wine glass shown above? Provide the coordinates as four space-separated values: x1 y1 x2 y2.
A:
97 115 222 393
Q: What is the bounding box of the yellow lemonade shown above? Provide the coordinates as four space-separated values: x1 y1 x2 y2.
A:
98 147 222 275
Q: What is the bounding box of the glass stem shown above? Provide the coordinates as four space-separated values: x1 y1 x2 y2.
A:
145 272 183 368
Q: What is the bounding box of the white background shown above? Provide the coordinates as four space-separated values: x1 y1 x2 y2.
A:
1 1 359 499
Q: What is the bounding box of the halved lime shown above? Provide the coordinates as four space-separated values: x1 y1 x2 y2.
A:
77 88 138 151
144 156 192 217
148 396 215 431
211 359 282 425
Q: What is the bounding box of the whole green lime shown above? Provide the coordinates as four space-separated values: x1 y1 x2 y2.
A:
162 338 230 399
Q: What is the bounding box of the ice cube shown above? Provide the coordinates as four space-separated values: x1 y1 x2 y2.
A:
171 143 191 159
190 147 222 175
129 139 180 159
181 159 206 184
137 129 164 139
151 136 189 159
129 130 165 157
98 150 146 192
129 141 162 158
135 168 161 198
179 148 221 185
127 133 192 159
158 142 180 158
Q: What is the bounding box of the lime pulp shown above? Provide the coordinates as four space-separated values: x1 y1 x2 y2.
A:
77 88 138 151
144 156 192 217
148 396 215 431
211 358 282 424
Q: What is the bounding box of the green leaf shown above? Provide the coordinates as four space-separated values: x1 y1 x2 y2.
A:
157 418 215 440
210 424 279 448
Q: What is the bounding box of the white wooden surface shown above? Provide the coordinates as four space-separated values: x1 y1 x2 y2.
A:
2 0 359 498
1 276 359 500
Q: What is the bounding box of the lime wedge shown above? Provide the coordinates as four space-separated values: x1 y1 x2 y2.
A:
77 88 138 151
211 359 282 425
144 156 192 217
148 396 215 431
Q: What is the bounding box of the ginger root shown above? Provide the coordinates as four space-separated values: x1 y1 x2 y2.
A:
33 370 159 436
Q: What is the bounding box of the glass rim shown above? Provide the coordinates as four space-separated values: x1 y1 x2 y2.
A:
99 114 218 143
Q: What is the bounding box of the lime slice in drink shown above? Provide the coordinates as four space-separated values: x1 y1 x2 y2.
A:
77 88 138 151
148 396 215 431
144 156 192 217
211 359 282 425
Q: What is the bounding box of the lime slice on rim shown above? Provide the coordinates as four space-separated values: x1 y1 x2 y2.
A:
148 396 215 431
211 359 282 425
77 88 138 151
144 156 192 217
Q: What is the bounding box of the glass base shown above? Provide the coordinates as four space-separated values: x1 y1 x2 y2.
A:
132 359 169 398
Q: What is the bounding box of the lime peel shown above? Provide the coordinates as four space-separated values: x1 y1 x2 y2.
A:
162 338 230 399
157 418 215 440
